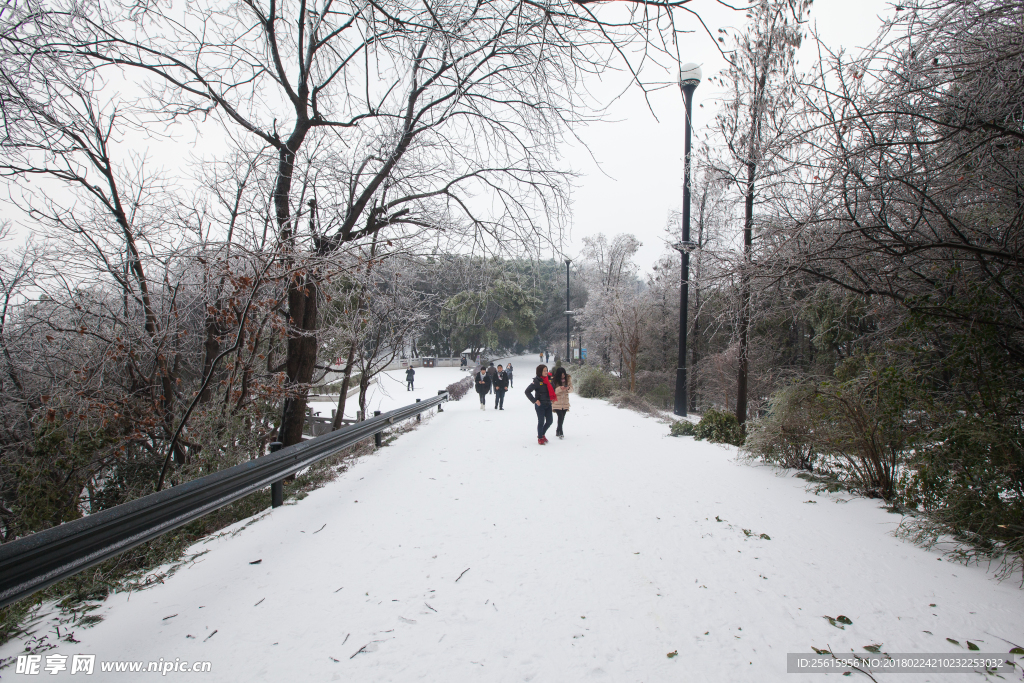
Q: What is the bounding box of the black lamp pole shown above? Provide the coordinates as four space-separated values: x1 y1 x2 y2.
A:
565 259 572 363
674 64 701 417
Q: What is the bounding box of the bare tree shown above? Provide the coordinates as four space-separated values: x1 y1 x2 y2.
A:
40 0 705 446
710 0 810 424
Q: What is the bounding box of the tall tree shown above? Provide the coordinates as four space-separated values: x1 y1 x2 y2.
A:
711 0 810 424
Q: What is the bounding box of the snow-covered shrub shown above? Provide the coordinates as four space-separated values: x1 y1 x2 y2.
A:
609 390 660 416
575 365 616 398
742 383 817 470
743 365 918 500
670 420 695 437
693 409 745 446
445 376 473 401
896 413 1024 578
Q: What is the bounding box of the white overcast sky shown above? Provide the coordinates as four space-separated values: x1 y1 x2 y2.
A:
561 0 896 272
2 0 895 271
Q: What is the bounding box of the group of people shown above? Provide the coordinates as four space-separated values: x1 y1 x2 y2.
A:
524 364 573 445
414 355 575 446
472 356 574 445
474 362 513 410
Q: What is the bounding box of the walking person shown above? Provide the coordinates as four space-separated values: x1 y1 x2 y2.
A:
406 366 415 391
486 362 497 395
505 362 514 388
545 351 550 364
460 355 467 369
551 366 573 439
474 366 492 410
493 364 509 410
539 352 543 363
525 364 556 444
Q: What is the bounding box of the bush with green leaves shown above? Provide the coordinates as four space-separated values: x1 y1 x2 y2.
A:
742 360 919 498
670 420 696 437
574 365 616 398
693 409 745 446
896 414 1024 578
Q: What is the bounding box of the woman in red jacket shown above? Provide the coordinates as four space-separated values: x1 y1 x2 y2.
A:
525 364 557 444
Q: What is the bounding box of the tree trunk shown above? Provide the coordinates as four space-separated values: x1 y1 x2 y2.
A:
274 126 316 448
689 285 700 413
332 341 358 431
736 160 755 425
358 371 371 419
279 273 320 446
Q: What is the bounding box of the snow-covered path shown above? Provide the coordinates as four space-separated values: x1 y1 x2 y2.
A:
5 356 1022 681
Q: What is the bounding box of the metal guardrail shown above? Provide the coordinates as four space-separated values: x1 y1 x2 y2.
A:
0 392 448 609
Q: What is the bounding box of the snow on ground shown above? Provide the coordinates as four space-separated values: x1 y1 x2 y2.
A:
307 364 473 421
308 356 520 420
4 355 1022 682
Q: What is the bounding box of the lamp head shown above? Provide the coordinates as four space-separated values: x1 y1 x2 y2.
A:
679 62 702 90
673 240 698 254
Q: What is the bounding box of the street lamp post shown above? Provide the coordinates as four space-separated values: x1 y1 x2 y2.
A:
674 63 701 417
565 259 572 363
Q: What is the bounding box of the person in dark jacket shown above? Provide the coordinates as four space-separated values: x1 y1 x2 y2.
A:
493 365 509 409
474 366 491 410
525 364 556 444
406 367 415 391
505 362 514 388
486 362 497 394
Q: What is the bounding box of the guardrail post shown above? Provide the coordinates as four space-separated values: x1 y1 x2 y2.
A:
269 442 284 508
416 398 421 422
373 410 382 447
437 389 445 412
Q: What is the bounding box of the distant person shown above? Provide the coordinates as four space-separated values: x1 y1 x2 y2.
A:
545 351 550 364
493 364 509 410
474 365 492 410
486 362 497 394
551 366 573 439
406 367 415 391
460 355 467 369
525 364 556 444
505 362 514 388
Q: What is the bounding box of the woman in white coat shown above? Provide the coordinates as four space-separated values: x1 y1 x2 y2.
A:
551 366 573 439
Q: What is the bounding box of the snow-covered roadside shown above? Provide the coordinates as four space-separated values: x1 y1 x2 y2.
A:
3 355 1021 682
307 364 472 420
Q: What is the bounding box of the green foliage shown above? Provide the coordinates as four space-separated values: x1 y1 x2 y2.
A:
897 411 1024 576
744 357 922 498
670 420 696 437
14 419 120 534
800 289 872 361
575 365 616 398
693 408 745 446
746 319 1024 576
